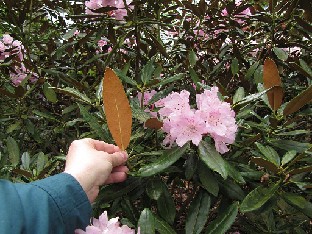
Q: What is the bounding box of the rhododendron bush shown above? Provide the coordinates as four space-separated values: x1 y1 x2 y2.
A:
1 0 311 233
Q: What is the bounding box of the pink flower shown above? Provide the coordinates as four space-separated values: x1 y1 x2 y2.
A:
2 34 13 44
98 39 107 47
165 110 207 147
74 30 80 36
75 211 139 234
155 90 191 118
137 90 157 106
0 41 5 52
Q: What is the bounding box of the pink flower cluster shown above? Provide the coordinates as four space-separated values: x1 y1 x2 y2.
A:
85 0 132 20
0 34 38 86
75 211 139 234
140 87 237 154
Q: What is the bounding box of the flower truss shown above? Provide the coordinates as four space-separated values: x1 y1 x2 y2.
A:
139 87 238 154
75 211 139 234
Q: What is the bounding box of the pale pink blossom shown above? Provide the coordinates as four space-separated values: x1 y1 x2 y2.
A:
85 0 132 19
137 90 158 118
74 30 80 36
0 41 5 52
75 211 139 234
2 34 13 44
98 39 107 47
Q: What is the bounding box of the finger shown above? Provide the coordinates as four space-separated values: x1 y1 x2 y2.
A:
112 166 129 173
104 172 127 184
102 151 128 167
85 138 121 153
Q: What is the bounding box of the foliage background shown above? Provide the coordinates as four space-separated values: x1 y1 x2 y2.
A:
0 0 311 233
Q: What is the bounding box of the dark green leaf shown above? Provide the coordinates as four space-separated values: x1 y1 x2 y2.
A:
141 60 155 85
135 144 188 177
6 137 20 166
273 47 288 61
154 73 184 87
233 87 245 104
189 68 200 84
154 216 176 234
255 142 280 166
188 50 197 68
146 178 163 200
198 162 219 196
269 140 311 153
186 190 211 234
157 183 176 224
43 82 58 103
205 201 239 234
198 141 228 179
240 183 280 213
220 179 245 201
281 150 297 166
231 58 239 76
53 87 92 104
246 61 260 79
282 193 312 218
138 208 155 234
21 152 30 170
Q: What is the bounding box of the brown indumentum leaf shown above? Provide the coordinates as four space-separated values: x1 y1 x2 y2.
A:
145 118 163 130
263 58 284 111
103 68 132 150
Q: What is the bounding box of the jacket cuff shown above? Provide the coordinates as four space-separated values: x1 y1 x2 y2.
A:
31 173 92 232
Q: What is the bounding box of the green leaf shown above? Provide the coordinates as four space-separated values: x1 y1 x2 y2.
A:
53 87 92 104
6 137 20 166
205 201 239 234
43 82 57 103
189 50 197 67
146 178 163 200
135 144 188 177
32 110 59 122
225 161 246 184
189 68 200 84
141 60 155 85
154 73 184 87
78 104 110 141
186 190 211 234
154 216 176 234
234 88 270 106
198 162 219 196
21 152 30 170
283 85 312 116
220 179 245 201
115 69 138 86
255 142 280 166
62 27 77 40
273 47 288 61
299 59 312 77
138 208 155 234
233 87 245 104
269 139 311 153
198 141 228 179
36 152 47 173
240 183 280 213
231 58 239 76
246 61 260 79
157 182 176 224
289 166 312 175
282 193 312 218
281 150 297 166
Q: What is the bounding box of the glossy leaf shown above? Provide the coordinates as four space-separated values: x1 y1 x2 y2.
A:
198 141 228 179
103 68 132 150
255 142 280 166
225 161 246 184
154 73 184 87
43 82 57 103
205 201 239 234
146 178 163 200
138 208 155 234
283 85 312 116
281 150 297 166
233 87 245 104
269 140 311 153
273 47 288 61
53 87 91 104
240 183 280 213
263 58 283 110
198 163 219 196
6 137 20 166
246 61 260 79
186 190 211 234
141 60 155 85
154 216 176 234
282 193 312 218
220 179 245 201
231 58 239 76
157 183 176 225
21 152 30 170
188 50 197 67
135 144 188 177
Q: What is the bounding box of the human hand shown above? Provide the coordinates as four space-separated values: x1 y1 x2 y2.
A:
64 138 129 203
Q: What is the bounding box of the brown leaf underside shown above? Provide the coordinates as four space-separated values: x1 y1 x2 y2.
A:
103 68 132 150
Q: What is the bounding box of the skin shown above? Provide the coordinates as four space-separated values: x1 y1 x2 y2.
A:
64 138 129 203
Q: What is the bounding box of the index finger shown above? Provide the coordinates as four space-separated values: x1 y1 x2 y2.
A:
86 138 121 153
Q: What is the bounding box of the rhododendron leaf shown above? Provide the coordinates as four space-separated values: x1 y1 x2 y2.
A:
138 208 155 234
145 118 163 130
231 58 239 76
103 68 132 150
299 59 312 78
188 50 197 67
225 161 246 184
269 139 311 153
146 178 163 200
157 183 176 225
233 87 245 104
282 193 312 218
186 190 211 234
43 82 57 103
283 85 312 116
205 201 238 234
289 166 312 175
53 87 92 104
273 47 288 61
189 68 200 84
141 60 154 85
263 58 283 111
134 144 188 177
281 150 296 166
240 183 280 213
255 142 280 166
153 73 184 87
198 162 219 197
198 141 228 179
220 180 245 201
6 137 20 167
154 216 176 234
245 61 260 79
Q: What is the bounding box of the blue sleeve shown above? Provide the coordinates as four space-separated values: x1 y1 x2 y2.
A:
0 173 92 234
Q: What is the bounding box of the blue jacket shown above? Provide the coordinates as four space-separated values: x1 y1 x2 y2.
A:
0 173 92 233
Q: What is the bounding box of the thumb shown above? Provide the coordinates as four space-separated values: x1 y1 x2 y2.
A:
103 151 128 167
